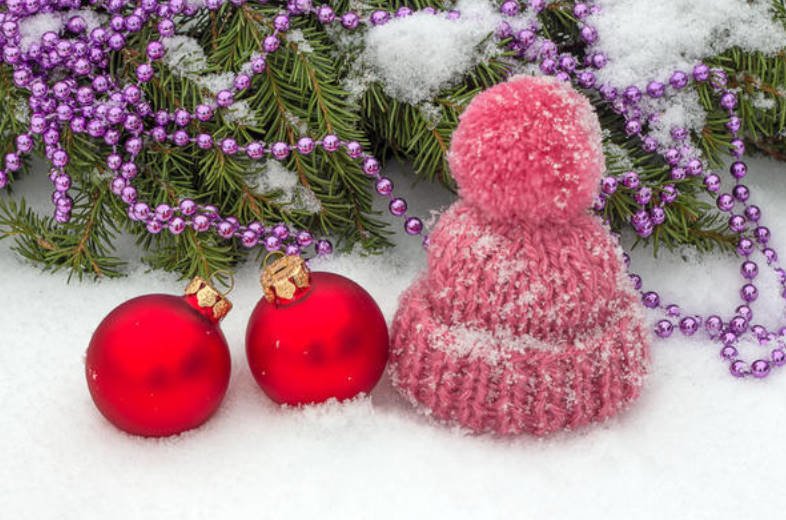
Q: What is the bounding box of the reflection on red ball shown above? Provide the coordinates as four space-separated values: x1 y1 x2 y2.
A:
86 294 231 437
246 272 389 405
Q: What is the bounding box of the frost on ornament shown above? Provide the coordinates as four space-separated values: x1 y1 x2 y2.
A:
591 0 786 87
251 162 322 214
362 0 502 104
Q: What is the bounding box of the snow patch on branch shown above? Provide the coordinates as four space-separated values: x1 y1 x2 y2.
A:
591 0 786 87
361 0 502 104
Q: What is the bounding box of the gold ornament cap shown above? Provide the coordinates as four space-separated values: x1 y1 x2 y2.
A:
184 276 233 321
261 254 311 303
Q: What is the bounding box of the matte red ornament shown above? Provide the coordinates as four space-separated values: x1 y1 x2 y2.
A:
246 256 389 405
85 277 232 437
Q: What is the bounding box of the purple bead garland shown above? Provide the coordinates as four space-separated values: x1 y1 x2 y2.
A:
2 0 786 379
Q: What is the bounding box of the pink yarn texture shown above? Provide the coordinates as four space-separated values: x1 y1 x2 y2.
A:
389 76 651 436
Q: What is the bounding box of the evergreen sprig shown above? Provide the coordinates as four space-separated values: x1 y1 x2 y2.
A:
0 1 785 279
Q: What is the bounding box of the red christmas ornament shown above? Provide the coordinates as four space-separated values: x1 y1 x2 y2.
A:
246 255 389 405
85 277 232 437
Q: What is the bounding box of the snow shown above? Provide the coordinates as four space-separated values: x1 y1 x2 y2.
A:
591 0 786 87
3 156 786 518
17 10 107 51
250 161 322 214
362 0 502 104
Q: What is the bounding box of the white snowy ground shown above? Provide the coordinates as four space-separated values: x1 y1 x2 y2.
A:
2 157 786 519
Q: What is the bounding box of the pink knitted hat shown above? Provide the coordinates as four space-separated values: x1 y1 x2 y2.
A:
389 76 650 436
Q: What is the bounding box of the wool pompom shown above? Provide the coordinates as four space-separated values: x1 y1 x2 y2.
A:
448 75 605 222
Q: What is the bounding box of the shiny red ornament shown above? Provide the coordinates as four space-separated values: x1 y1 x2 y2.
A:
85 278 232 437
246 256 389 405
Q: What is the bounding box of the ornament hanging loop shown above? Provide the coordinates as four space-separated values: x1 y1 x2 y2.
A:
260 252 311 303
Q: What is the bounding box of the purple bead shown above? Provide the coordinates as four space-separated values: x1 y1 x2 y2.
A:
151 127 168 143
741 261 758 279
730 138 745 158
730 161 747 179
169 217 186 235
297 137 315 155
272 223 289 240
174 109 191 127
539 58 557 75
744 205 761 222
629 274 643 290
296 230 313 247
635 187 652 205
173 130 190 147
110 177 126 195
720 92 737 111
155 204 173 222
670 167 686 180
375 177 393 196
692 63 710 82
686 159 703 176
700 174 719 193
192 215 210 232
591 52 608 69
763 248 778 264
728 214 746 233
705 315 723 335
246 142 265 159
663 149 682 167
54 175 71 192
721 331 738 346
341 12 360 30
389 198 407 217
274 14 290 32
736 304 753 321
601 176 618 195
362 157 380 176
772 348 786 367
646 81 665 98
726 116 742 134
732 184 750 203
500 0 520 16
180 199 197 216
642 291 660 308
136 63 154 82
670 71 688 89
346 141 363 159
15 134 33 154
234 73 252 91
642 135 658 153
217 221 235 239
661 185 678 204
121 186 138 205
721 345 738 360
754 226 770 244
577 71 596 89
621 171 640 189
679 316 699 336
271 142 290 160
195 104 214 122
751 325 769 341
405 217 423 235
316 239 333 256
655 319 674 338
221 138 238 155
650 206 666 225
716 193 735 212
730 315 749 334
316 5 335 24
741 283 759 303
730 360 748 378
158 19 175 37
321 134 340 152
665 304 680 317
751 359 771 378
195 133 212 149
599 84 618 101
370 10 390 26
580 25 598 44
216 90 234 107
738 239 755 259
